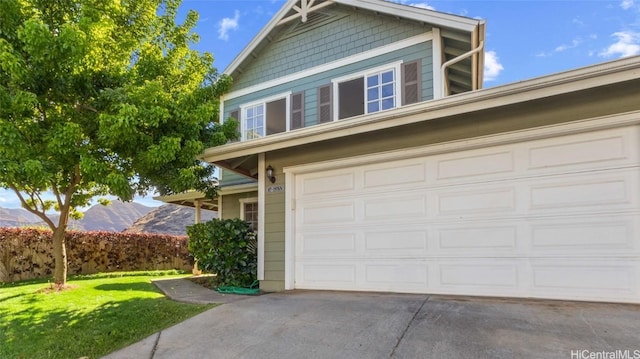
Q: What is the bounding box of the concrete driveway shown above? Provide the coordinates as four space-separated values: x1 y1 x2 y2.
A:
105 291 640 359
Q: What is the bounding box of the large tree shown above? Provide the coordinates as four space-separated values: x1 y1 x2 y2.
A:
0 0 236 285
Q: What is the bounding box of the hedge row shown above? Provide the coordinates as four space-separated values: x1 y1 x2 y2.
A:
0 227 193 282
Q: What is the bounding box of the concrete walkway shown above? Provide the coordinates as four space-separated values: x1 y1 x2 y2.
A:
151 277 252 305
103 279 640 359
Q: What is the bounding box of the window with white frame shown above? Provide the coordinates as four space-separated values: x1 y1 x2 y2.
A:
234 92 306 141
240 198 258 231
333 62 402 120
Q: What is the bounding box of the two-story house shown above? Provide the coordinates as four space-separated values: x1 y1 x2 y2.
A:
159 0 640 303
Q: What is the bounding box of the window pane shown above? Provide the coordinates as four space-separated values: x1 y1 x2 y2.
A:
247 108 254 118
382 70 394 84
382 84 394 97
266 98 286 135
382 98 394 110
367 75 378 87
368 102 379 113
338 77 364 119
367 88 379 100
256 106 264 116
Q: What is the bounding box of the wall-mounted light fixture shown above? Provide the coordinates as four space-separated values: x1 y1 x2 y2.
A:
266 165 276 184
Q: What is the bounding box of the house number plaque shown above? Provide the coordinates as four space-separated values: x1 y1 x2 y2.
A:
267 185 285 193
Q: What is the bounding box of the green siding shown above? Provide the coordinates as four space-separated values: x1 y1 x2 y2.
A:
220 191 258 220
224 42 433 128
233 6 430 90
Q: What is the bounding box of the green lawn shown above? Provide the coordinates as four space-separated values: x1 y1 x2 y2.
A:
0 271 215 359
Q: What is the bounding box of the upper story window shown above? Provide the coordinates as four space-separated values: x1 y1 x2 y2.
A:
228 60 421 141
231 92 305 141
333 62 402 120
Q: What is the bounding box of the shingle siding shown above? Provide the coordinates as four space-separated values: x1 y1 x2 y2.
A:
223 42 434 127
232 7 429 90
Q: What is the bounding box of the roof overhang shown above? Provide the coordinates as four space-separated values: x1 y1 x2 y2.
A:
154 183 260 208
224 0 485 94
202 55 640 164
153 191 218 211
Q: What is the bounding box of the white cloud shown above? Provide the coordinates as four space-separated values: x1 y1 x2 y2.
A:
408 2 435 10
391 0 435 10
620 0 634 9
483 51 503 82
217 10 240 41
555 37 583 52
599 31 640 58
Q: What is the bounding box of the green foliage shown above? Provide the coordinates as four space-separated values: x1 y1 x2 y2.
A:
187 219 257 288
0 0 235 283
0 273 213 359
0 0 234 217
0 227 192 282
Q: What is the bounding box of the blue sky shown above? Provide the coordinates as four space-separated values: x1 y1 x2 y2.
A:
1 0 639 210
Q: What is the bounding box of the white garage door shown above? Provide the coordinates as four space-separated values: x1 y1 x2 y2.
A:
291 126 640 303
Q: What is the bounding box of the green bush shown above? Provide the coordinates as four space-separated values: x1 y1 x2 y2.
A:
186 219 257 287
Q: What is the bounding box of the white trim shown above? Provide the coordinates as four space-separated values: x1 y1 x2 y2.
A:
282 112 640 287
257 153 266 281
284 111 640 175
218 183 258 195
219 95 225 123
223 0 480 77
224 33 432 101
335 0 480 32
239 197 259 225
284 170 295 290
331 61 403 121
201 56 640 163
239 91 292 141
432 27 443 99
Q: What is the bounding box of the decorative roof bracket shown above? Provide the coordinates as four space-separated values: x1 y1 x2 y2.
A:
278 0 335 25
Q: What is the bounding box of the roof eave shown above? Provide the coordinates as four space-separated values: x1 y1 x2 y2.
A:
203 55 640 163
223 0 483 77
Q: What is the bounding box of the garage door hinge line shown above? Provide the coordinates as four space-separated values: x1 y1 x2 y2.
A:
389 295 430 357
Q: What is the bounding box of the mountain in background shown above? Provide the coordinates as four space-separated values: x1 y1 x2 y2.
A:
0 207 42 227
124 204 217 236
70 201 154 231
0 200 153 231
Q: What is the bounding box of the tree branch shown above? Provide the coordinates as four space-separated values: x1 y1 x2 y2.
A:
8 184 56 230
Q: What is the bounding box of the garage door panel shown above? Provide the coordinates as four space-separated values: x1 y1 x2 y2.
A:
298 171 355 196
530 216 637 253
363 162 426 188
436 150 515 180
298 263 356 285
363 195 427 220
438 263 520 288
300 201 355 225
364 263 429 291
437 187 516 215
436 226 518 251
297 233 356 256
527 131 634 170
531 260 638 299
364 230 428 252
529 177 629 210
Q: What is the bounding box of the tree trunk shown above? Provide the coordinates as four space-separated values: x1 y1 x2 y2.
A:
52 226 67 285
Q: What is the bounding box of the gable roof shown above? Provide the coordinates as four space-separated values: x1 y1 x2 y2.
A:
224 0 486 95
